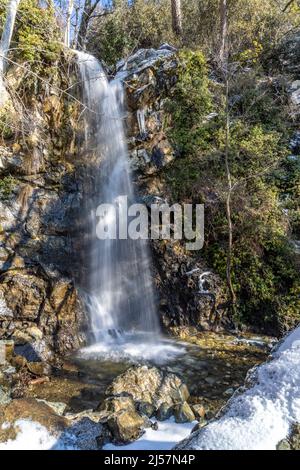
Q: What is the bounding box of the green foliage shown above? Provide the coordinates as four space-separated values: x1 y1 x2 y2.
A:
0 175 16 199
0 0 62 73
0 108 14 140
163 50 299 333
88 0 174 66
165 50 213 157
87 0 300 68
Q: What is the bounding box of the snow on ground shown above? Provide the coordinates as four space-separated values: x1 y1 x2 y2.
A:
104 418 197 451
0 420 59 450
0 418 196 451
176 326 300 450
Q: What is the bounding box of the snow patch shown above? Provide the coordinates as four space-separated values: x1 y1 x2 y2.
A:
0 418 196 451
176 325 300 450
104 418 197 451
0 420 59 450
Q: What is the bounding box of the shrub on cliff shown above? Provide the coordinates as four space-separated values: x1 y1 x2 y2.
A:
163 48 300 334
0 0 62 74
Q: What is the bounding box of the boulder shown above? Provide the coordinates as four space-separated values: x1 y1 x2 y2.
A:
107 409 147 444
57 417 109 450
106 365 190 412
0 398 108 449
137 401 155 418
155 402 173 421
100 395 136 414
174 402 196 423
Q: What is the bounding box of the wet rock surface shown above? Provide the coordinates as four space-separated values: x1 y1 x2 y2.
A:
106 365 189 412
0 54 89 359
277 424 300 450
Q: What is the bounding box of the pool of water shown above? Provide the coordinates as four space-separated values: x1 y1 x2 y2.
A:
25 331 272 416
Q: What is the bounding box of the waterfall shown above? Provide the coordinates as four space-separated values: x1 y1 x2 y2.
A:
76 51 160 346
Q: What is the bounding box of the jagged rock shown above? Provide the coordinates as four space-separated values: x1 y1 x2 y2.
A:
116 45 175 79
37 400 67 416
26 362 52 377
174 402 196 423
107 409 147 444
0 271 87 357
137 401 155 418
290 80 300 106
0 386 11 406
106 365 190 412
191 404 206 420
155 402 173 421
58 416 109 450
276 33 300 75
100 396 136 414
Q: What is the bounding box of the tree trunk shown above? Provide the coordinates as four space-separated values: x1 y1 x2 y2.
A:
0 0 20 106
171 0 183 36
221 0 236 310
225 76 236 307
219 0 228 66
64 0 74 48
0 0 20 74
77 0 101 50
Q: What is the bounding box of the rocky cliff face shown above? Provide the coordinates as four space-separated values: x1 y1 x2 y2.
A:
119 46 227 331
0 51 89 360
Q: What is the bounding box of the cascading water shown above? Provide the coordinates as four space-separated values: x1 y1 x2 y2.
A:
76 51 167 359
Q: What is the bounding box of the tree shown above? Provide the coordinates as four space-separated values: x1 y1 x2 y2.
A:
219 0 237 310
77 0 102 49
64 0 74 47
219 0 227 65
0 0 21 106
171 0 183 36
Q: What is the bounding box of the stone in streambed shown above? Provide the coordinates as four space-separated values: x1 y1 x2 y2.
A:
277 424 300 450
59 417 109 450
155 402 173 421
10 355 27 369
26 362 52 377
174 402 195 423
191 404 206 420
106 365 190 412
107 409 147 444
100 395 136 414
0 385 11 406
137 401 155 418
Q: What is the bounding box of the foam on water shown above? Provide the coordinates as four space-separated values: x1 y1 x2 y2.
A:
79 332 187 365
